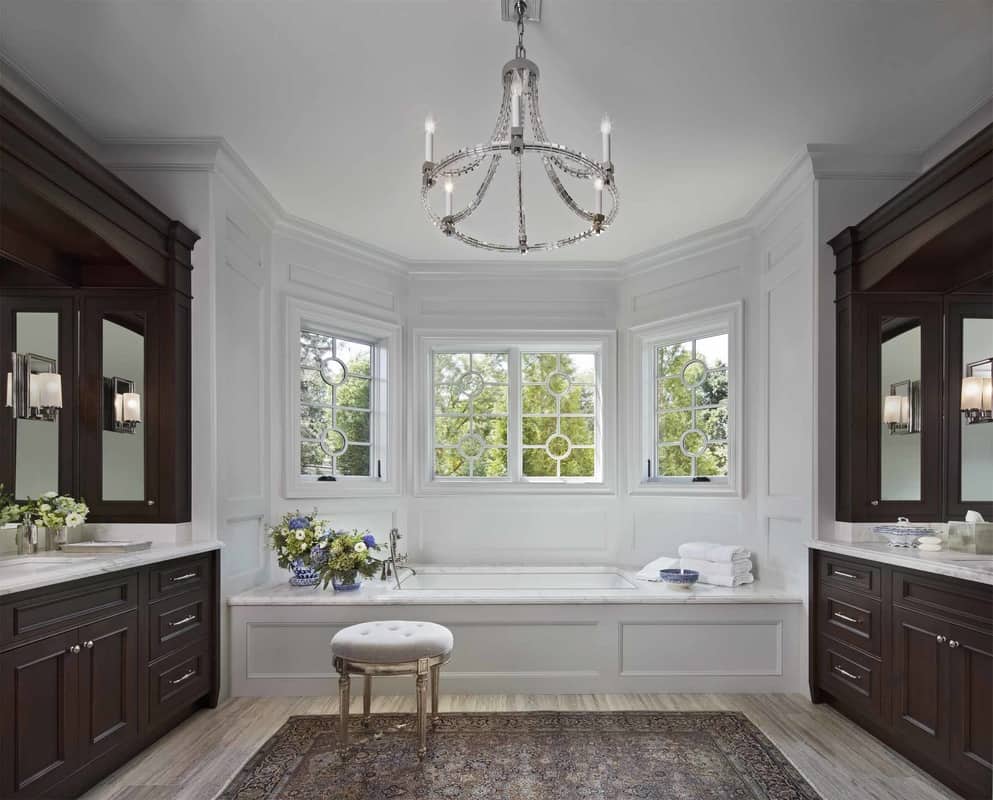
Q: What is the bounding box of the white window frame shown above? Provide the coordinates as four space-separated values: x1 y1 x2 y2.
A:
284 296 402 498
413 330 616 495
628 302 742 497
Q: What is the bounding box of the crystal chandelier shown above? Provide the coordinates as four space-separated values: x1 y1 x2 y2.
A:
421 0 617 253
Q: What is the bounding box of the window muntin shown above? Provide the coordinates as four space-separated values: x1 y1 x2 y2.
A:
655 333 729 480
299 329 374 478
521 352 597 478
433 352 509 478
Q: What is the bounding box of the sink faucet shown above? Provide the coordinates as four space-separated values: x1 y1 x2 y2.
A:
379 527 415 589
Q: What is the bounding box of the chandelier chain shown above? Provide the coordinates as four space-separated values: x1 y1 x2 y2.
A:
515 0 527 59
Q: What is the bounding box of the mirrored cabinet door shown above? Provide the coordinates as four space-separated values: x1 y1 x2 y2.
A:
0 296 75 502
79 294 159 520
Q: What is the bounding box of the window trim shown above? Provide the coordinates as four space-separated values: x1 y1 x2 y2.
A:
284 296 402 498
413 329 616 495
628 302 742 497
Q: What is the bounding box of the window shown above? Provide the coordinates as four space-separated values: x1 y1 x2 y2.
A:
631 303 741 495
285 298 401 498
418 332 614 492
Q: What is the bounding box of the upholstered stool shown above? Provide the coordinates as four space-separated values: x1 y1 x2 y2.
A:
330 621 453 758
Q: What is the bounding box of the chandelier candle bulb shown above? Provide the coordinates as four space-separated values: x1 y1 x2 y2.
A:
594 177 604 214
600 115 612 162
444 179 454 216
511 73 523 127
424 115 435 162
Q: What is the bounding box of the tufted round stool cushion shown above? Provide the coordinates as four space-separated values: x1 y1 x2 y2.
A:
331 621 453 664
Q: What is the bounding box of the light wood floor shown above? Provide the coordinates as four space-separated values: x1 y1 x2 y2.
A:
81 693 960 800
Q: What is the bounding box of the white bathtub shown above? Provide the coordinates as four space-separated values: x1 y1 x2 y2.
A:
395 567 637 591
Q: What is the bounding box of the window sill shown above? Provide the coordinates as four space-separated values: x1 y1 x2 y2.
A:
415 480 616 497
628 480 741 498
284 479 401 499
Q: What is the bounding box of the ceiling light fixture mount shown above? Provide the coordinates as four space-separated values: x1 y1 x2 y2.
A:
421 0 618 254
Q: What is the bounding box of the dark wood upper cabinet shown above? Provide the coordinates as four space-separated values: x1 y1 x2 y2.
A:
0 87 197 523
830 126 993 523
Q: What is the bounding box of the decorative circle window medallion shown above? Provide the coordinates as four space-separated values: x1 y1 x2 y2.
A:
456 370 486 399
319 427 348 457
679 428 708 458
545 371 572 397
680 358 707 389
456 432 486 460
318 354 348 387
545 432 573 460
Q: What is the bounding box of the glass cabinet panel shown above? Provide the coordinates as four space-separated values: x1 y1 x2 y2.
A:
960 317 993 502
879 317 921 502
101 315 146 501
13 312 60 499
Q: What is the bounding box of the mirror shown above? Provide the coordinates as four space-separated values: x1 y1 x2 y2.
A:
960 318 993 502
880 317 921 501
13 312 60 500
102 315 145 501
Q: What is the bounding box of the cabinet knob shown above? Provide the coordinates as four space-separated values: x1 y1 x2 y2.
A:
148 500 155 506
83 640 94 649
870 500 879 506
68 644 81 654
949 640 960 649
936 635 947 644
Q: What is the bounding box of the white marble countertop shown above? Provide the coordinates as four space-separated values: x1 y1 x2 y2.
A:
229 573 802 606
809 538 993 586
0 542 222 597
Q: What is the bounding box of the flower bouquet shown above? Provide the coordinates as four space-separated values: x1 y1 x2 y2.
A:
313 530 382 592
0 484 23 527
268 510 331 586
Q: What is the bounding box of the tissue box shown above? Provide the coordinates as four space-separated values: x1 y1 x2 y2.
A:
947 521 993 555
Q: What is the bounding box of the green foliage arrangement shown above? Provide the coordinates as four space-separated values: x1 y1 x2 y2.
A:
0 484 23 525
313 530 382 589
21 491 89 529
267 510 330 570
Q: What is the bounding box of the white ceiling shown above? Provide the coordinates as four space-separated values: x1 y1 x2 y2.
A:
0 1 990 263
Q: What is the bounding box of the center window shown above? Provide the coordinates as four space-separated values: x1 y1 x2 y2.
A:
428 341 607 486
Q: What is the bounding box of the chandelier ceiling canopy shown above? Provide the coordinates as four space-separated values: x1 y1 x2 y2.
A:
421 0 618 254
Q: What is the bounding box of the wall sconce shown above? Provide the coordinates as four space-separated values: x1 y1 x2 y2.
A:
883 379 919 435
961 358 993 425
5 353 62 422
103 376 142 434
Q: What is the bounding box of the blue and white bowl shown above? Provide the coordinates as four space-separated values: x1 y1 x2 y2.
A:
659 568 699 589
873 525 936 548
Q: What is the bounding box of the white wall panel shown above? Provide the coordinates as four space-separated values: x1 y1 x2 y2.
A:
620 621 782 676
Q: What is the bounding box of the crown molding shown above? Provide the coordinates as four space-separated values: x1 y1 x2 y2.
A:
407 259 620 281
921 94 992 173
273 213 408 276
805 144 921 180
617 218 753 279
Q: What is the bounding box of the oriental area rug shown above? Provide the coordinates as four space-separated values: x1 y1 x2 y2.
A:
218 711 821 800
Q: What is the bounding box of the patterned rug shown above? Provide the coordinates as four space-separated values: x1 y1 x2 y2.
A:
218 712 821 799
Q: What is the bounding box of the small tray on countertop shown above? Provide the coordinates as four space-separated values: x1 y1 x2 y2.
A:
61 540 152 553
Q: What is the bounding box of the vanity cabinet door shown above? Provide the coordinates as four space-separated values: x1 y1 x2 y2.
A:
0 631 80 797
77 611 139 767
891 606 949 755
947 622 993 793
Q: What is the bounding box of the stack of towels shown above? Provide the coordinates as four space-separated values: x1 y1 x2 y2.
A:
678 542 753 587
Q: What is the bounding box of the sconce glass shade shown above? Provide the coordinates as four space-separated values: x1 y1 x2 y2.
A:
5 373 11 408
122 392 141 423
38 373 62 409
983 377 993 412
883 394 904 424
961 376 984 411
113 393 124 424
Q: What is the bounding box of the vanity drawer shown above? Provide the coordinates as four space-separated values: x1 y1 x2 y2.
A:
817 637 883 718
147 642 210 728
892 570 993 630
818 554 881 597
148 590 209 662
818 586 882 656
1 573 138 647
149 556 211 602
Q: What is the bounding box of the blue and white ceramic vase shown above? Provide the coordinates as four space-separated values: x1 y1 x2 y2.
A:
331 572 361 592
289 558 320 587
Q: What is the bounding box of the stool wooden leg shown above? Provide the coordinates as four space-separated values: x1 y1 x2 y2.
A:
338 672 351 750
430 663 441 725
415 672 428 759
362 675 372 727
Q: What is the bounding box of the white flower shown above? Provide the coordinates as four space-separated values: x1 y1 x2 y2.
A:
295 531 306 541
43 491 57 499
353 542 367 553
39 504 51 512
65 512 83 527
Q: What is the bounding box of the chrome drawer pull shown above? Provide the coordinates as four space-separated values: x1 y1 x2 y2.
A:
936 635 947 644
170 668 196 685
833 570 858 580
833 612 861 624
949 640 960 649
170 572 197 583
833 666 860 681
169 614 197 628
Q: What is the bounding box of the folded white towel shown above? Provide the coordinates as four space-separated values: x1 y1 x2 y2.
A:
680 557 752 578
635 555 679 582
678 542 751 563
696 572 754 588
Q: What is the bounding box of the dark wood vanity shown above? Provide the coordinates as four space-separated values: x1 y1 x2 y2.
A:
0 550 220 798
813 126 993 799
1 86 215 797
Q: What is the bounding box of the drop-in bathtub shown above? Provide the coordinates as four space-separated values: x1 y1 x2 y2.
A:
394 566 637 591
